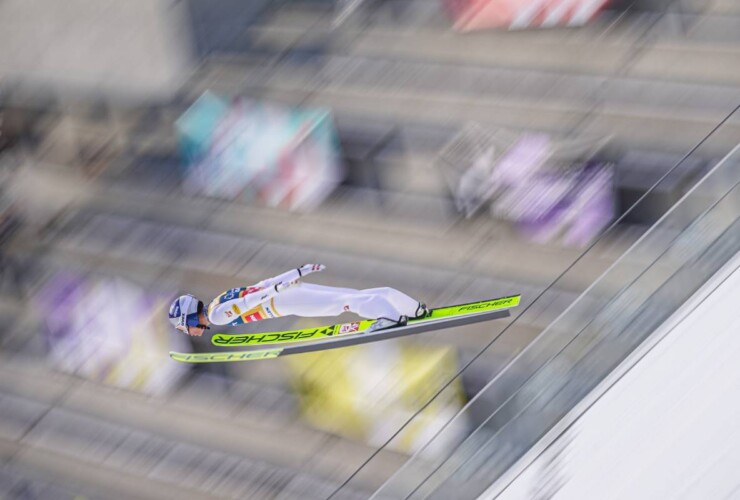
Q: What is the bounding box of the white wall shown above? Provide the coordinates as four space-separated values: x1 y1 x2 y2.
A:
485 251 740 500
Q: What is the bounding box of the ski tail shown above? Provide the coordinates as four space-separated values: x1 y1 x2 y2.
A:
416 295 520 321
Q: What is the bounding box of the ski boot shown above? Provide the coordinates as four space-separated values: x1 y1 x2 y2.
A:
367 315 408 333
413 302 430 320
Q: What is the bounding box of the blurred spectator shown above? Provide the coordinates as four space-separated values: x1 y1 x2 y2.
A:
0 101 50 156
0 200 24 296
78 137 117 179
610 0 675 12
0 112 10 154
334 0 405 28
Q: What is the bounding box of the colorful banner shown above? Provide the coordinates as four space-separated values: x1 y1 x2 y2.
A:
34 272 189 395
439 127 614 246
176 91 343 211
495 161 614 247
286 340 467 457
445 0 610 31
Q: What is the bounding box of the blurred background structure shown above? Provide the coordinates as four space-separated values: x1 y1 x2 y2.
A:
0 0 739 498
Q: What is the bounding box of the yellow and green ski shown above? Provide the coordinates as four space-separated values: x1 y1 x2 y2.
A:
170 294 520 364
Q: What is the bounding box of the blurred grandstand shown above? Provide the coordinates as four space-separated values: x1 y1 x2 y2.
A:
0 0 739 498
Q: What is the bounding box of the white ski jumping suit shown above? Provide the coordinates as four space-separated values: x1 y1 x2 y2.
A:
207 267 419 327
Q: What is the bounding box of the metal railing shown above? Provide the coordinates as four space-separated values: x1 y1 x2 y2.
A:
370 136 740 499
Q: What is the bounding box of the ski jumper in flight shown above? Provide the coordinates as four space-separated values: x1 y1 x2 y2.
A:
168 264 428 337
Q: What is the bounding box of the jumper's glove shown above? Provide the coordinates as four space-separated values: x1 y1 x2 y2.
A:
297 264 326 277
273 264 326 293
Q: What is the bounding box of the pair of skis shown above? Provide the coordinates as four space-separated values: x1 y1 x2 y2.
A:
169 294 521 364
